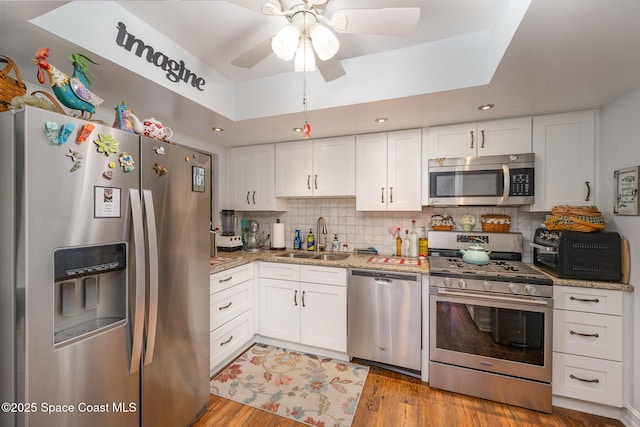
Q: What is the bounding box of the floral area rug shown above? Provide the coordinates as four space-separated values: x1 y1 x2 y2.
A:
210 343 369 427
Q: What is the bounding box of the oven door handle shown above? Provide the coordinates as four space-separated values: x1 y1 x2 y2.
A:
436 289 551 307
529 242 558 254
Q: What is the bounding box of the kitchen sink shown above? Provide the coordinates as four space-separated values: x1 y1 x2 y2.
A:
274 252 350 261
312 253 350 261
274 252 316 259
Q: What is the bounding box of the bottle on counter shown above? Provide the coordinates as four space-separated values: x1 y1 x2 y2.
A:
402 229 410 257
293 229 302 250
395 230 402 257
331 234 340 252
306 228 316 251
409 220 418 258
419 226 428 259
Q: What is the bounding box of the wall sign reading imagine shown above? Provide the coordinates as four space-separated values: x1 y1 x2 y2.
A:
115 21 206 91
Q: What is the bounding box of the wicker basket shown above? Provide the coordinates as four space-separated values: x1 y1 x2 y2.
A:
480 214 511 232
431 225 453 231
551 205 601 217
544 215 606 232
0 55 27 112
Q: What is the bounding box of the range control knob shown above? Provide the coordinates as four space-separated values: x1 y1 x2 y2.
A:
458 279 468 289
508 283 521 294
525 285 537 296
443 277 453 288
482 281 492 291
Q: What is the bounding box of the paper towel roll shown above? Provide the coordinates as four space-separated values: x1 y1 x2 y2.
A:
271 222 286 249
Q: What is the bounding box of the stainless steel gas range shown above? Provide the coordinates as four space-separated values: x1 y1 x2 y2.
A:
427 231 554 413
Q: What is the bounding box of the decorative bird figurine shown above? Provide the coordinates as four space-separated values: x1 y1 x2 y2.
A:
33 48 104 119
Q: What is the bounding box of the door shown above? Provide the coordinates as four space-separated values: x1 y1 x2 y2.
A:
387 129 422 211
355 132 388 210
276 141 313 197
427 123 477 158
531 111 595 211
479 117 532 156
312 136 356 197
14 107 140 427
259 278 300 342
299 282 347 352
140 140 211 426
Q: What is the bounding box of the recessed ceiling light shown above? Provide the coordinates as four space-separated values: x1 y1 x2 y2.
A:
212 127 224 132
478 104 495 111
293 127 303 132
374 117 388 123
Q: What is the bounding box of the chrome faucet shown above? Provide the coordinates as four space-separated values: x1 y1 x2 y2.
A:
316 216 328 252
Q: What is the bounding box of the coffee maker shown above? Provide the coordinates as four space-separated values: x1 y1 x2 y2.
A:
243 220 264 252
217 210 242 251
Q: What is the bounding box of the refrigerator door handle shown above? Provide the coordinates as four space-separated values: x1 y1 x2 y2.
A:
129 189 146 375
142 189 159 366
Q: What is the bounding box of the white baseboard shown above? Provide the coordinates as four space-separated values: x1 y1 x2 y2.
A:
621 405 640 427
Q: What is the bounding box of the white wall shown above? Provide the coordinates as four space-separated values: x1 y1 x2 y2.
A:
599 84 640 416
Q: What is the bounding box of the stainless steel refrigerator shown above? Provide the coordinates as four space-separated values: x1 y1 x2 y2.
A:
0 107 211 426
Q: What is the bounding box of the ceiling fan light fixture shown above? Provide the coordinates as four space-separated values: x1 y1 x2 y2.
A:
294 38 316 72
272 24 300 61
310 23 339 60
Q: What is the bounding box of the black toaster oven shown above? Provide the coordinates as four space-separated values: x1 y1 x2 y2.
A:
531 228 622 282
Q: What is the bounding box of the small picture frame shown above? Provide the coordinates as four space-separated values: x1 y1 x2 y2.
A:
614 166 639 215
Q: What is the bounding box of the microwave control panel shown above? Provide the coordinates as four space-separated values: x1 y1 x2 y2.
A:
509 168 534 196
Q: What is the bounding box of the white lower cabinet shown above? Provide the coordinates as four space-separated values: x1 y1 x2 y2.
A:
259 262 347 352
210 263 255 371
552 286 626 408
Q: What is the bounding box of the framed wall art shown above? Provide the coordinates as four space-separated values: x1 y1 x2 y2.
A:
614 166 639 215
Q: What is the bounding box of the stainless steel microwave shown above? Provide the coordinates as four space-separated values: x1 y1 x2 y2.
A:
428 153 535 206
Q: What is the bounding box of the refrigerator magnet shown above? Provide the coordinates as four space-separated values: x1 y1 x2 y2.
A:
94 186 121 218
192 166 205 192
119 152 135 172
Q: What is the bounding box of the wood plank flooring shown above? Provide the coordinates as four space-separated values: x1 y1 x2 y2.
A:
194 364 623 427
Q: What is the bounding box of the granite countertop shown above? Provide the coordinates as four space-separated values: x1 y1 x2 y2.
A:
210 249 633 292
210 249 429 275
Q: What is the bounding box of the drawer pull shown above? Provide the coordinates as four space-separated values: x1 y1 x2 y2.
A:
302 290 306 307
219 276 233 283
294 289 298 306
570 330 599 338
569 296 599 303
218 301 233 311
570 374 599 384
220 335 233 346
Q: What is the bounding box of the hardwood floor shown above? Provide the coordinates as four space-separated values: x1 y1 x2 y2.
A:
194 364 623 427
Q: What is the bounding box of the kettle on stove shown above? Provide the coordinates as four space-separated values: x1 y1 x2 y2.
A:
459 243 492 265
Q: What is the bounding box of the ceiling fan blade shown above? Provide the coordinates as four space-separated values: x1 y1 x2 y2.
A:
317 55 346 82
332 7 420 36
231 37 273 68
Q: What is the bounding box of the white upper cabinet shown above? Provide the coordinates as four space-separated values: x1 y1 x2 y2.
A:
275 136 355 197
530 111 595 211
356 129 422 211
229 144 287 211
427 117 532 158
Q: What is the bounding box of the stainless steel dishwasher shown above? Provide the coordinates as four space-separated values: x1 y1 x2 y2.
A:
347 269 421 376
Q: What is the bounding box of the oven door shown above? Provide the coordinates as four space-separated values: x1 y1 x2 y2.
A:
429 288 552 383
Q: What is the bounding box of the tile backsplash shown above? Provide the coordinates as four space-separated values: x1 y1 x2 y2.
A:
231 198 547 263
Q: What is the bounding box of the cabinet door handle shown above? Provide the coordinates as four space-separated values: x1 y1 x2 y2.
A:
307 175 311 189
220 335 233 346
389 187 394 203
570 374 599 384
381 187 385 203
569 296 600 303
246 191 250 205
294 289 298 306
219 276 233 283
218 301 232 311
470 130 475 149
480 129 485 148
314 174 318 190
570 330 599 338
252 190 256 204
585 181 591 201
302 290 306 307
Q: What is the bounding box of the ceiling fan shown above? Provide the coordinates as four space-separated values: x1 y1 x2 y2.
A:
231 0 421 82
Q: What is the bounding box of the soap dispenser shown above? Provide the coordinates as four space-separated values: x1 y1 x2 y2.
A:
293 229 302 250
331 234 340 252
306 228 316 251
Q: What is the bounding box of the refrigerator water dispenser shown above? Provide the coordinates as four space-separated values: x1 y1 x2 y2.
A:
53 243 127 346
